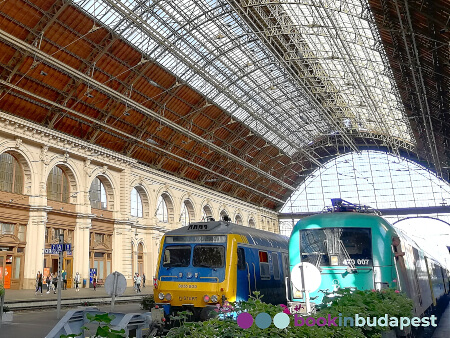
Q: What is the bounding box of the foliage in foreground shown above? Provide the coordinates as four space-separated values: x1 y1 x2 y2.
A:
60 313 126 338
166 285 414 338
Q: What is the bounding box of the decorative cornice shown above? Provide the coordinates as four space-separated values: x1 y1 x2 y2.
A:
0 111 136 168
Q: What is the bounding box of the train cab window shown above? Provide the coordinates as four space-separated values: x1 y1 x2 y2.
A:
237 248 246 270
272 252 280 280
163 246 191 267
193 245 225 268
300 228 372 266
259 251 270 279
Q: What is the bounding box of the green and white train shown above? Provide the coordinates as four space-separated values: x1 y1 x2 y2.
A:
288 203 450 317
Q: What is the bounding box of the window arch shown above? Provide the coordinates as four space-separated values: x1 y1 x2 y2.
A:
180 199 195 226
202 205 213 221
220 210 228 220
0 152 23 194
249 218 256 228
89 177 107 210
156 195 169 223
47 166 70 202
235 214 243 225
131 187 143 218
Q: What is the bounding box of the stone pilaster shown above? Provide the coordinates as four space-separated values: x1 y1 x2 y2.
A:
24 207 50 289
74 215 92 282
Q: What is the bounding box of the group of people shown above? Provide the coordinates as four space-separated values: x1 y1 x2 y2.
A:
133 273 145 293
35 271 81 294
36 271 146 294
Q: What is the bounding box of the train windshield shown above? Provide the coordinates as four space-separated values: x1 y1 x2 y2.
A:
193 245 225 268
163 246 191 267
300 228 372 266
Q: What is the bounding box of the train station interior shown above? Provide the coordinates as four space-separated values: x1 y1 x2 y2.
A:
0 0 449 337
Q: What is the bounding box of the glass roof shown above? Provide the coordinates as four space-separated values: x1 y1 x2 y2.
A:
75 0 414 156
281 0 412 141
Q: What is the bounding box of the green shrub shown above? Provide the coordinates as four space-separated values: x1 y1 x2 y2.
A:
140 295 155 311
166 287 414 338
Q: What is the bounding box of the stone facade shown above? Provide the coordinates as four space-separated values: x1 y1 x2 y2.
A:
0 111 279 289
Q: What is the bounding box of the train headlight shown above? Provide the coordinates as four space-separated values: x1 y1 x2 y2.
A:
187 272 193 279
165 293 172 301
158 292 165 300
294 288 303 299
330 255 338 266
203 295 210 302
211 295 218 303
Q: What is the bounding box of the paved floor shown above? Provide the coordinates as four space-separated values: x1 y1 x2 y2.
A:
432 301 450 338
0 302 147 338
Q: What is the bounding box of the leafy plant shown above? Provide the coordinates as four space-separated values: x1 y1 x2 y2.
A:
166 285 414 338
60 313 126 338
140 295 155 311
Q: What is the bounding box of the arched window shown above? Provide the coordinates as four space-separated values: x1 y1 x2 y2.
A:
220 210 228 220
89 177 107 210
180 203 190 226
47 166 70 202
0 153 23 194
156 195 168 223
202 205 213 221
235 214 243 225
249 218 256 228
131 188 143 218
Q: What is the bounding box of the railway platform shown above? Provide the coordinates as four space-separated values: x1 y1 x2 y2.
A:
2 286 153 311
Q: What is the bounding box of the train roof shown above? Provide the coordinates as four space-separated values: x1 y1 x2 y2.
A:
164 221 288 249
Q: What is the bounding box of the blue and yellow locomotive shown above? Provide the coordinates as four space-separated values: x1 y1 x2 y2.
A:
288 200 450 318
152 218 289 322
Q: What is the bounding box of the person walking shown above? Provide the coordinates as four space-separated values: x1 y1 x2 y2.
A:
52 272 57 294
133 273 137 291
46 274 51 293
62 270 67 290
35 271 43 295
136 274 141 293
142 273 146 288
74 272 80 292
93 274 97 291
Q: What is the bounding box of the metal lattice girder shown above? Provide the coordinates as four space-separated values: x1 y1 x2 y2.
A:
73 0 355 157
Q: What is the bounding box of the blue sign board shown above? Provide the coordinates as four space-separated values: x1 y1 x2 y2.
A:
44 248 72 255
90 268 97 287
50 244 71 252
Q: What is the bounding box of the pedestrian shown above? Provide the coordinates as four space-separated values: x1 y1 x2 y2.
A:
133 273 137 291
46 274 51 293
53 273 57 294
74 272 80 291
142 273 146 288
136 274 141 293
93 274 97 291
62 269 67 290
35 271 43 295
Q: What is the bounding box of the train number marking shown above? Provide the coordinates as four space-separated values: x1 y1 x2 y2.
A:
178 284 197 288
343 259 369 265
179 296 197 301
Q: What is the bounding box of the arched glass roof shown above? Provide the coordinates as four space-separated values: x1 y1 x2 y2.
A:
281 150 450 213
75 0 413 156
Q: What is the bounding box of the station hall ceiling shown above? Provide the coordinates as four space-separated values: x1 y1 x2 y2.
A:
0 0 448 210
